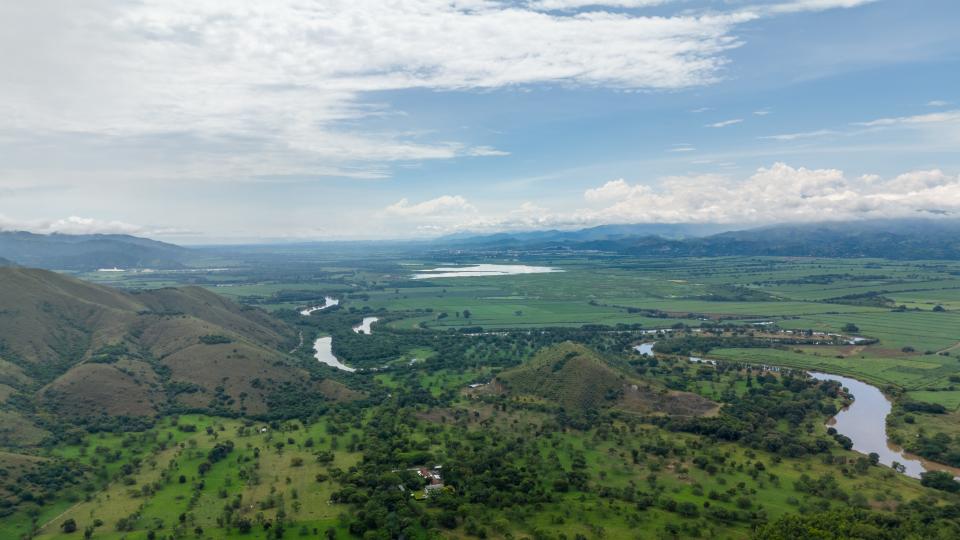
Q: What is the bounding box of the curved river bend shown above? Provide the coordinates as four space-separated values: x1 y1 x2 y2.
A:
309 305 380 373
635 342 957 479
808 372 960 479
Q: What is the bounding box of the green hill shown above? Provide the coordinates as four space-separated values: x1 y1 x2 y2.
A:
496 342 716 418
0 268 349 440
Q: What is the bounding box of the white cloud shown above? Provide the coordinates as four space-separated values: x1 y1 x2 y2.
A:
668 145 696 152
585 178 651 202
854 110 960 127
377 162 960 237
576 162 960 224
759 129 838 141
764 0 879 15
385 195 476 217
0 1 754 171
753 109 772 116
465 146 512 157
0 0 883 191
927 100 950 107
527 0 669 10
0 215 149 235
706 118 744 128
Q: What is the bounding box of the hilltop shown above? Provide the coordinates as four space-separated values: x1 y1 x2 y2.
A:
494 342 716 419
0 268 349 442
0 231 195 270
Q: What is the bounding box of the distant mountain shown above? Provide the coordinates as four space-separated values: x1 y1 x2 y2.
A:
0 268 350 442
444 219 960 260
439 223 724 246
0 231 195 270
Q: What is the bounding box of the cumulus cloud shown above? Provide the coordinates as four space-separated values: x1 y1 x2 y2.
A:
577 163 960 224
385 195 476 217
375 163 960 237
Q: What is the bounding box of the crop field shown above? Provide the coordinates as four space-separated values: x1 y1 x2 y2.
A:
78 255 959 400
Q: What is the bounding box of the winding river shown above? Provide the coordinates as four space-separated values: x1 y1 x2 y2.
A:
308 304 379 372
300 296 339 316
635 341 957 478
312 336 356 373
352 316 379 335
809 372 960 479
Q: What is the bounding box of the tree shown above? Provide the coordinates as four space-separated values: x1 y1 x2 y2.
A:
842 323 859 333
61 519 78 533
920 471 960 492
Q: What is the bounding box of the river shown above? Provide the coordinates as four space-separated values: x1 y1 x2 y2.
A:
352 316 379 335
300 296 340 316
312 336 356 373
809 372 960 479
636 340 957 478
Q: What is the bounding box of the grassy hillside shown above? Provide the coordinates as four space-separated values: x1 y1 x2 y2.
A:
496 342 716 417
0 268 347 433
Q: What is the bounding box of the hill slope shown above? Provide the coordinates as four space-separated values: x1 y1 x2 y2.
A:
0 268 346 438
0 231 195 270
495 342 716 418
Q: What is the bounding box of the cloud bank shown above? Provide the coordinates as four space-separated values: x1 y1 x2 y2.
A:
395 163 960 235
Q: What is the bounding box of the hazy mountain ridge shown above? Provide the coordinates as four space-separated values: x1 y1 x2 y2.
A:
0 231 195 270
448 219 960 260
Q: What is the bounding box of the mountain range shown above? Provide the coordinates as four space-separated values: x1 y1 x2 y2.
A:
0 231 195 270
441 219 960 260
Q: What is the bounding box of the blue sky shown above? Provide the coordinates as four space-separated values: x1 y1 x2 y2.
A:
1 0 959 242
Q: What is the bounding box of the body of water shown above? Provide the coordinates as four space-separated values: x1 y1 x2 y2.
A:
300 296 339 316
353 316 379 334
807 372 958 479
412 264 560 279
312 336 355 372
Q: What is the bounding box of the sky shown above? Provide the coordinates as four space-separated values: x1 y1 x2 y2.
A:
1 0 959 243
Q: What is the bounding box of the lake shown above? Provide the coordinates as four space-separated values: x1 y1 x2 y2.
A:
312 336 356 372
412 264 560 279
